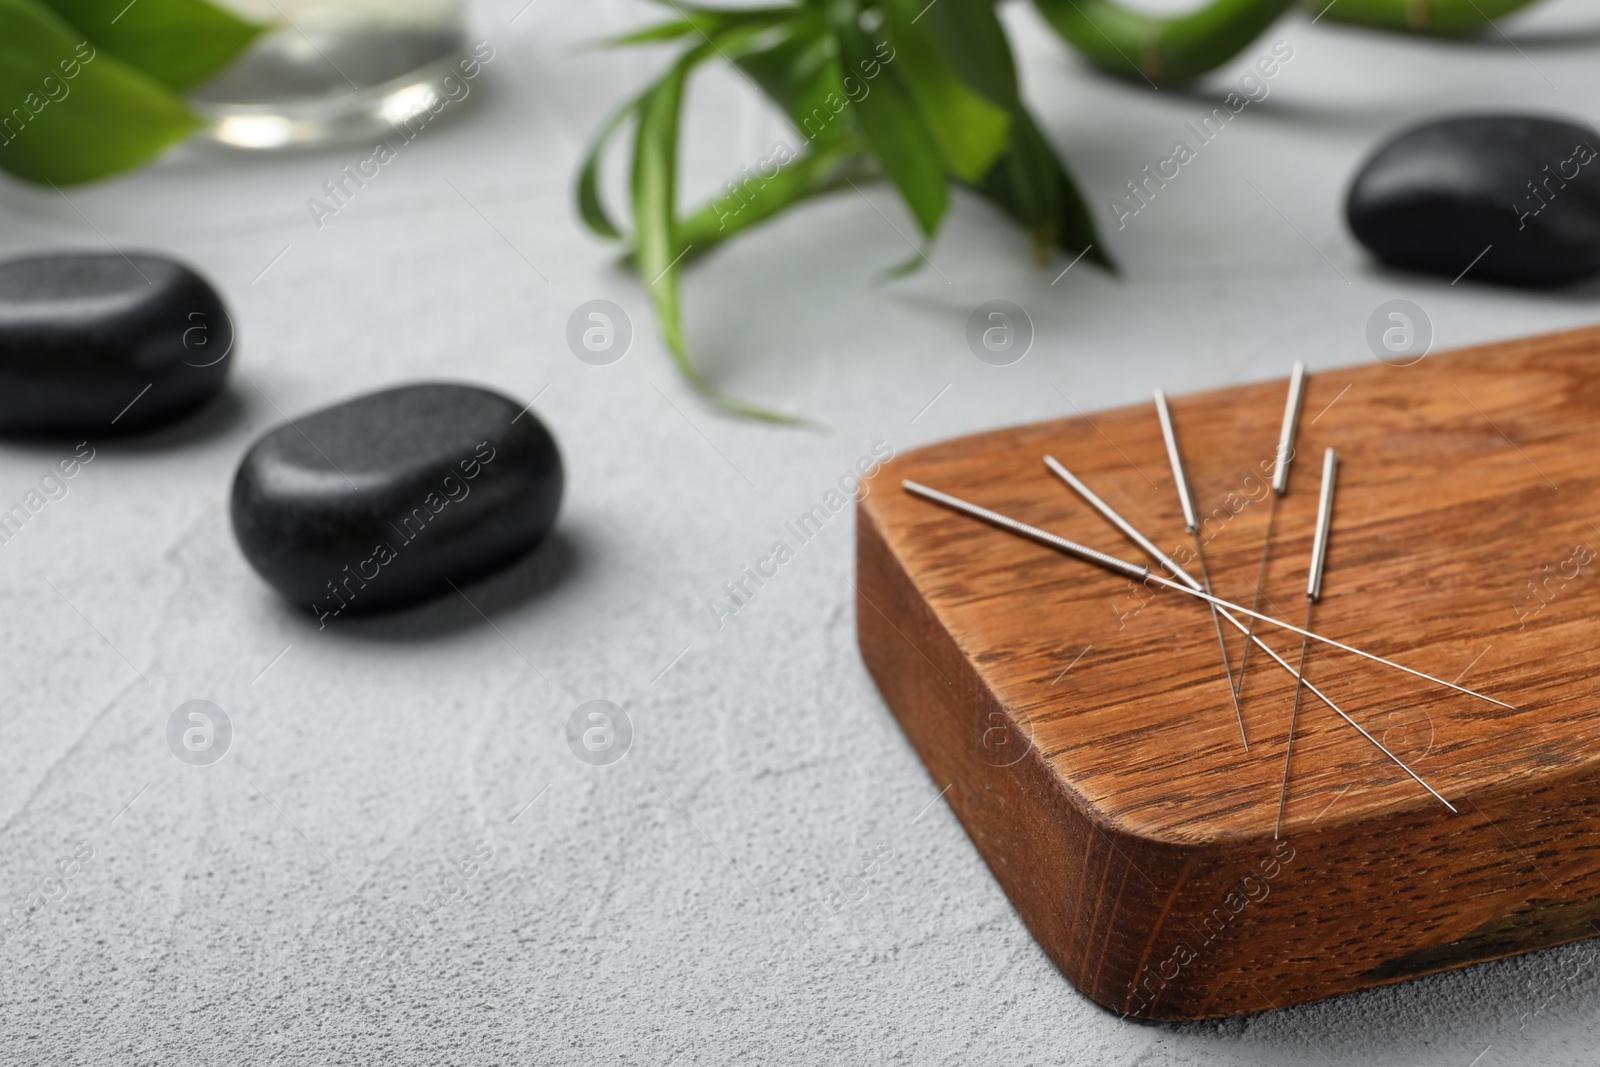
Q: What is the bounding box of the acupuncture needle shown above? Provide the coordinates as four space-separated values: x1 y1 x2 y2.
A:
1153 389 1248 750
903 478 1457 810
1041 457 1453 811
1043 454 1249 748
1275 448 1337 839
1238 361 1307 696
1045 453 1321 696
901 479 1515 711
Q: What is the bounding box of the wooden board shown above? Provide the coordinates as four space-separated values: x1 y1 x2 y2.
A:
855 324 1600 1020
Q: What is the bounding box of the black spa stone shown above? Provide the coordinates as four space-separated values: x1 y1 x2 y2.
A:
0 251 233 434
1346 114 1600 287
230 382 563 618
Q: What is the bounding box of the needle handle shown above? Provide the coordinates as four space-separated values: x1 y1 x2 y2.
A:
1153 389 1198 532
1273 361 1307 495
1308 448 1337 601
901 481 1149 581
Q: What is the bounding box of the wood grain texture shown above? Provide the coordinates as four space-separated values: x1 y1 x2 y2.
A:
855 325 1600 1020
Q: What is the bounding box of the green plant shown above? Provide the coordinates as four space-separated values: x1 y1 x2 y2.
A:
578 0 1111 423
0 0 263 185
1030 0 1545 86
580 0 1551 420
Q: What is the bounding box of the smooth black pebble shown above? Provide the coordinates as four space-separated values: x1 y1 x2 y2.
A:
1347 114 1600 287
0 251 233 434
231 382 563 618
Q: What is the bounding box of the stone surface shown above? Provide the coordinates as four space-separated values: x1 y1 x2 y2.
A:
230 382 563 617
1347 114 1600 287
0 251 233 434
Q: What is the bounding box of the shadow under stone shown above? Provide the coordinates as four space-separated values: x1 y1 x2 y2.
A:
279 526 585 644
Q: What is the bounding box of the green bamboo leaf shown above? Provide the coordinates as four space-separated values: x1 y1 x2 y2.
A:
881 0 1009 184
578 0 1122 426
879 248 933 280
0 0 199 185
911 0 1019 105
978 109 1111 268
632 41 809 425
903 0 1108 268
673 133 866 261
730 12 849 140
41 0 266 92
980 113 1061 252
632 49 696 369
600 6 797 48
827 0 946 236
590 12 829 237
577 95 643 240
1029 0 1294 86
603 20 705 46
1320 0 1540 34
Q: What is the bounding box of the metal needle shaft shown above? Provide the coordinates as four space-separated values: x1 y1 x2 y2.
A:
1275 362 1309 496
1224 593 1454 812
1236 495 1279 693
1276 601 1315 836
1153 389 1200 532
903 480 1146 579
1307 448 1337 602
1038 459 1456 814
1045 457 1192 587
1153 390 1247 749
1239 361 1307 693
1276 448 1338 838
1143 575 1512 710
901 479 1515 709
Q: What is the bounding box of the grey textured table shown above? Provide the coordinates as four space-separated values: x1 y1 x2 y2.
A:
3 1 1600 1063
